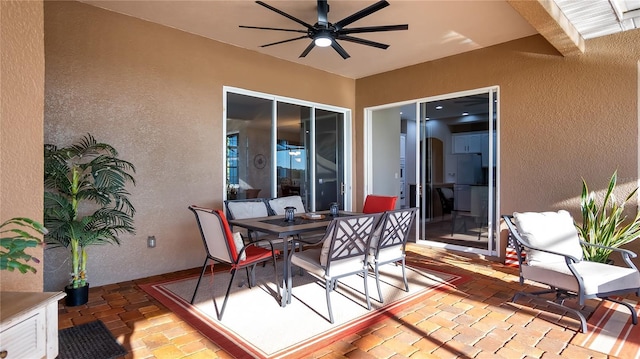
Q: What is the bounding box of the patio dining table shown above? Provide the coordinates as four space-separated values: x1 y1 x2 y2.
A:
228 211 356 307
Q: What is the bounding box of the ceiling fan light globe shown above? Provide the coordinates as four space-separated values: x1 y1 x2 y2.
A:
314 36 332 47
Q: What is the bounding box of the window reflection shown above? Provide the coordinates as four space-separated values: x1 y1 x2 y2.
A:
225 90 347 211
226 92 272 200
277 140 305 196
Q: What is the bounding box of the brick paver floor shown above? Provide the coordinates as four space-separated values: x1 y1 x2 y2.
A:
58 244 623 358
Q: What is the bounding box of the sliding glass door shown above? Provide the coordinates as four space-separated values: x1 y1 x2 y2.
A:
225 88 350 211
314 109 345 211
417 89 498 253
366 87 498 256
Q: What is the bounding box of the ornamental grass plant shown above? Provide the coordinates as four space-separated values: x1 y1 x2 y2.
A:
577 171 640 263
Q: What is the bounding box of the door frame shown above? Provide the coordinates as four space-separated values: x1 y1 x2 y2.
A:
364 86 500 257
223 86 353 211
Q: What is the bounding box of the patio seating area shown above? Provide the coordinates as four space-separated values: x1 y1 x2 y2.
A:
57 244 621 358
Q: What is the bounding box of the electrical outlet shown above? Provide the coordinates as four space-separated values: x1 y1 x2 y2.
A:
147 236 156 248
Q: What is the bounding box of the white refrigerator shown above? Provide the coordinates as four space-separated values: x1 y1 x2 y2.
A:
454 154 482 211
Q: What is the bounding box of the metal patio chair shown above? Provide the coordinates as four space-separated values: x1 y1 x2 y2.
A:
188 206 280 320
288 213 382 323
503 210 640 333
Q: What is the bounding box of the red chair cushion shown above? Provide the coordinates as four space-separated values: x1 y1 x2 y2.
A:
244 246 276 263
214 209 240 262
363 195 397 214
213 209 275 265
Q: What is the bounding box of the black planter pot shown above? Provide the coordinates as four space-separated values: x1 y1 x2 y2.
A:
65 283 89 306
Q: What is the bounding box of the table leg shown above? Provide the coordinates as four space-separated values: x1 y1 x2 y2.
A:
286 239 294 305
280 237 289 307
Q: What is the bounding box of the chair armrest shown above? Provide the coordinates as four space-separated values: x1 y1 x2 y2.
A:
579 240 638 258
245 237 277 250
516 239 582 264
235 235 279 263
579 240 638 269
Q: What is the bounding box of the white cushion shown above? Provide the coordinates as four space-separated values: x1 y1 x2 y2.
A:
268 196 305 215
227 201 269 219
513 210 583 266
521 260 640 296
232 232 246 261
370 246 404 264
291 248 325 277
319 229 334 267
368 223 383 254
292 248 366 278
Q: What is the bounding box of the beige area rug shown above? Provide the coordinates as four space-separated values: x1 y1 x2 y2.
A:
570 298 640 359
140 260 468 358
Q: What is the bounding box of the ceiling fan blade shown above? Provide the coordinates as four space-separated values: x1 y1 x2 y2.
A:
239 25 307 34
339 24 408 35
331 41 351 59
299 41 316 58
317 0 329 26
255 1 315 30
337 35 389 49
261 35 309 48
334 0 389 30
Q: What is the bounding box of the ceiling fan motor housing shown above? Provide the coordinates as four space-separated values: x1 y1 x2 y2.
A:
240 0 409 59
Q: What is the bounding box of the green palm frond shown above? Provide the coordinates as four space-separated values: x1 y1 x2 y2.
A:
1 217 47 273
43 133 136 287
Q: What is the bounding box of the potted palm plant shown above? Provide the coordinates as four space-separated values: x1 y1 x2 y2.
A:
44 134 136 306
577 171 640 263
1 217 47 273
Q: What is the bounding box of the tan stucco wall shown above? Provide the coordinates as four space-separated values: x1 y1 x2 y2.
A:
43 1 355 290
0 1 45 291
34 1 640 289
356 32 640 263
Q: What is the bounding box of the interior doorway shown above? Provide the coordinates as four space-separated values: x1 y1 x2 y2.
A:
366 87 499 256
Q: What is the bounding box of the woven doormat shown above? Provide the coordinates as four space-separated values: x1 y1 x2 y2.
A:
58 320 127 359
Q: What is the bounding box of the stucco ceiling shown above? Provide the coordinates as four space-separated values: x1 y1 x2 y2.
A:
81 0 639 79
81 0 539 79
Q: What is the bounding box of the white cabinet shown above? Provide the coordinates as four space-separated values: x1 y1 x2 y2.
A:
452 133 482 153
0 292 66 359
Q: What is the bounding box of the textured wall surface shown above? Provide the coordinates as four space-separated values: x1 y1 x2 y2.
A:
0 1 45 291
356 32 640 262
43 1 355 290
37 1 640 289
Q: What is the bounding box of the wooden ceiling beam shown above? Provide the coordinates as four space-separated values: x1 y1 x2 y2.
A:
507 0 585 56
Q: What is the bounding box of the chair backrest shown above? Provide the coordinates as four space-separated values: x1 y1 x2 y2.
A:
245 188 261 199
362 195 398 213
267 195 306 215
372 207 418 253
224 198 270 220
435 188 454 212
189 206 240 263
511 210 584 266
320 213 382 268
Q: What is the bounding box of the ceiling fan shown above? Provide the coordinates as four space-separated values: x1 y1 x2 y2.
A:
239 0 408 59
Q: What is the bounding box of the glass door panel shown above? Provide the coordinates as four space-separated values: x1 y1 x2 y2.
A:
314 109 344 211
225 88 350 212
418 103 430 242
417 91 495 252
226 92 273 200
276 102 311 207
